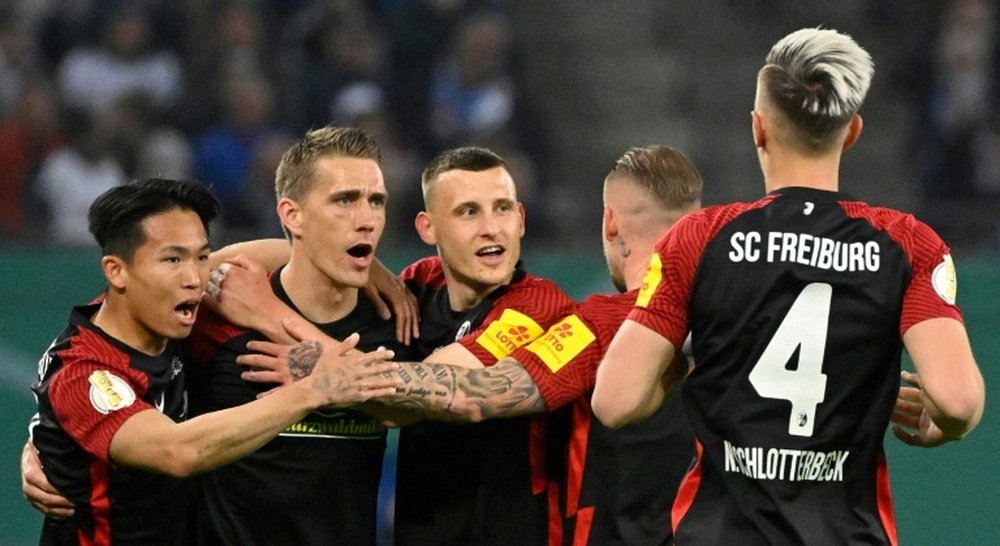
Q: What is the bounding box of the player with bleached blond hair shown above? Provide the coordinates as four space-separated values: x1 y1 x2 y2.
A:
593 27 985 545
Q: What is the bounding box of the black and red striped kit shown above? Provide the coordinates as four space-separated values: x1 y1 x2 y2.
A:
394 257 575 545
629 187 963 545
31 303 189 545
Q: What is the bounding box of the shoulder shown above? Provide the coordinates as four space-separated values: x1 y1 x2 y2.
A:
400 256 446 288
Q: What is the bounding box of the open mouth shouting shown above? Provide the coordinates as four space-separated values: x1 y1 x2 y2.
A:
174 299 200 326
347 243 375 267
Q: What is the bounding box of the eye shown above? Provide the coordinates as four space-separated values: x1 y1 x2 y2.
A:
371 196 386 209
459 208 477 218
164 256 181 264
336 196 353 206
198 253 210 262
497 203 513 214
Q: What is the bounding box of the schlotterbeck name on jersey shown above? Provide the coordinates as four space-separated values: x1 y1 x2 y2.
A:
728 231 880 272
723 440 850 482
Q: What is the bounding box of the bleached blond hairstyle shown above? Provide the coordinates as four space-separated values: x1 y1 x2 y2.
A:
758 28 874 153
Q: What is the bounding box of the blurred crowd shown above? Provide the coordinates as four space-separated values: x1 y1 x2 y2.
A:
2 0 998 252
0 0 544 250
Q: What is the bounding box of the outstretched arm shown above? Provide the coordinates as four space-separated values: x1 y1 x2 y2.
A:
902 318 984 441
209 238 289 271
108 335 399 477
239 319 547 423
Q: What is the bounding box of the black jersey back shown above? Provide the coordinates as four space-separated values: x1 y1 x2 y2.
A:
395 257 574 546
629 187 963 545
184 266 415 546
31 303 189 546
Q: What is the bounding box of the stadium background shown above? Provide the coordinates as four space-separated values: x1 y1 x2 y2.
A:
2 1 998 544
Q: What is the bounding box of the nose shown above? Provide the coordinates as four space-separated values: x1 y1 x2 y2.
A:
356 202 381 233
182 259 205 290
479 210 501 237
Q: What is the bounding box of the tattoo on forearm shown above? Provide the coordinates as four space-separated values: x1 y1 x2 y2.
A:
288 341 323 381
377 358 544 422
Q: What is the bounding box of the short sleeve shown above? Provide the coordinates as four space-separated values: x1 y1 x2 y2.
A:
627 213 706 349
48 357 153 463
899 220 963 335
458 278 575 366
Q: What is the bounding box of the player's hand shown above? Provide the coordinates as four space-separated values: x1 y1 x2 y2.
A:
363 257 419 346
204 256 276 330
891 371 947 448
237 338 295 393
294 329 402 408
21 440 75 519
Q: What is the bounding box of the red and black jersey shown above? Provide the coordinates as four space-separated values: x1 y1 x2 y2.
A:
629 187 963 545
31 303 189 546
395 257 575 546
183 265 416 546
513 292 694 546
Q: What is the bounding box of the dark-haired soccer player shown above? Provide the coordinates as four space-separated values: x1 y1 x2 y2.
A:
592 28 986 545
28 178 398 545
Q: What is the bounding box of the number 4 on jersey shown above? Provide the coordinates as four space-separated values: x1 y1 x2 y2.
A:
748 283 832 437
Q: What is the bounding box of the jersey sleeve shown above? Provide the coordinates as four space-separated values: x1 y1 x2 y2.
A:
47 350 153 463
399 256 444 285
511 309 603 411
458 278 575 366
627 212 706 349
898 218 963 335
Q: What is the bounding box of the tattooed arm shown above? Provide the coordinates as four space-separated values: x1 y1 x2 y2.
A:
246 338 548 423
370 358 547 423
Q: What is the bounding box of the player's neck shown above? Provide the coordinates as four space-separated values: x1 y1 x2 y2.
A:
91 297 168 356
762 149 842 194
280 258 359 324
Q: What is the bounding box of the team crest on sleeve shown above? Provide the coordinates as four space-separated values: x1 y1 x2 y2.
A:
524 315 596 373
931 254 957 305
88 370 137 414
636 253 663 308
475 309 544 360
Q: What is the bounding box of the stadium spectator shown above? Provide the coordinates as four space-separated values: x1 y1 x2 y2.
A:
56 6 182 118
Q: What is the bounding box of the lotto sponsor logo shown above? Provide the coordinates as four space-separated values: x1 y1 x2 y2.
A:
88 370 136 414
636 253 663 308
723 440 849 482
931 254 957 305
476 309 544 360
525 315 596 373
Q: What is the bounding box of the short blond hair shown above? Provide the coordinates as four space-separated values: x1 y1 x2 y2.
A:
274 126 381 202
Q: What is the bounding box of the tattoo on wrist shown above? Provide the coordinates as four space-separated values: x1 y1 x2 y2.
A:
288 341 323 381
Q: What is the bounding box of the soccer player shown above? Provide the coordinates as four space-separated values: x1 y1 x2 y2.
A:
245 144 702 545
207 146 576 544
28 178 398 545
591 28 986 544
181 126 421 545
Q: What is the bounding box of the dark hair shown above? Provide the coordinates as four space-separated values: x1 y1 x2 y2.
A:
88 178 219 261
420 147 508 207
